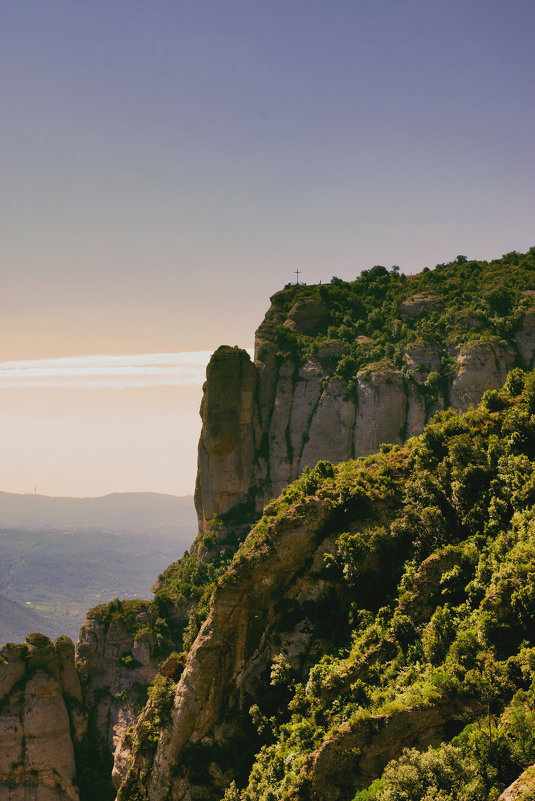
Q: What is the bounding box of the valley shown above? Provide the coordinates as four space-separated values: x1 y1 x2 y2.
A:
0 493 196 642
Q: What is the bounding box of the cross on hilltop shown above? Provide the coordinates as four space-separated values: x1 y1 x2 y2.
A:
294 269 301 285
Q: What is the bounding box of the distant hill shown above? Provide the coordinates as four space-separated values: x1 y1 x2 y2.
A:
0 491 197 531
0 592 63 644
0 491 198 644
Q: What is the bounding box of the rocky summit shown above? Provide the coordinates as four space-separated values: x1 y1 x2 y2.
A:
196 251 535 539
3 248 535 801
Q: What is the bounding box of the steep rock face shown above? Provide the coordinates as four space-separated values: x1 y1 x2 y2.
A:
450 339 516 411
308 703 466 801
195 309 450 535
403 342 441 382
498 765 535 800
117 492 343 801
195 291 535 541
76 602 161 759
516 311 535 370
0 635 85 801
196 272 535 539
354 364 406 455
300 377 355 469
194 346 257 532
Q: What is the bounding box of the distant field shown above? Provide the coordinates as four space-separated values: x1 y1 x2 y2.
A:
0 526 195 643
0 492 197 644
0 592 64 643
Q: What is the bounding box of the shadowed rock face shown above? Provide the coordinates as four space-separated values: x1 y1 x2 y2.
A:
194 346 258 531
117 491 340 801
0 636 85 801
308 703 466 801
76 602 161 763
516 311 535 370
283 298 330 333
498 765 535 800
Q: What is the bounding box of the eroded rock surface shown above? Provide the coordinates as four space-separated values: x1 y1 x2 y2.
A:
516 311 535 370
498 765 535 800
450 339 516 411
0 635 85 801
194 346 257 532
400 293 440 318
76 601 161 760
194 288 535 546
308 703 466 801
117 493 342 800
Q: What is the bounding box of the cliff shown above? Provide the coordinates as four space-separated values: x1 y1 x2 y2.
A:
0 634 86 801
76 601 161 770
195 253 535 542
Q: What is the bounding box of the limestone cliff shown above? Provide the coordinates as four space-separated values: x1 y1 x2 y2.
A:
498 766 535 800
117 474 359 800
195 283 535 539
76 599 171 789
0 634 86 801
194 346 257 534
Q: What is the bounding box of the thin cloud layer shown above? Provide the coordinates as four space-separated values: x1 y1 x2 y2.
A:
0 351 254 389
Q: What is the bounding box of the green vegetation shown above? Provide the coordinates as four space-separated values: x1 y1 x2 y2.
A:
265 249 535 376
221 368 535 800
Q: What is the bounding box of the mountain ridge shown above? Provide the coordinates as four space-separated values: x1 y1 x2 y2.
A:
0 490 196 531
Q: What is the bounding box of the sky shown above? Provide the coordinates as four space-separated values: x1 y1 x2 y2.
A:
1 0 534 497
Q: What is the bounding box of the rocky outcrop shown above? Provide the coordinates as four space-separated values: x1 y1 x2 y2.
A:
194 343 444 532
194 346 257 532
450 339 516 411
76 601 162 766
400 293 440 318
283 298 329 333
498 766 535 800
403 342 441 382
353 364 407 455
308 702 467 801
116 488 349 800
0 635 86 801
195 322 431 535
194 289 535 541
516 311 535 370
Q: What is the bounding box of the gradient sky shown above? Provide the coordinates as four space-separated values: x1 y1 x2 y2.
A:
1 1 534 496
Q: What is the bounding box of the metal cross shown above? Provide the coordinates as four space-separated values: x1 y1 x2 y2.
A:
294 269 301 284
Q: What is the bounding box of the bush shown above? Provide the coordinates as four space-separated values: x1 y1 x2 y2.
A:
376 745 482 801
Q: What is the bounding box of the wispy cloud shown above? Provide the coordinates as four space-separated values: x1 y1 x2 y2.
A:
0 351 254 389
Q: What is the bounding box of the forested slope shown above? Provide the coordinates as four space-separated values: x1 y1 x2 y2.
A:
117 367 535 801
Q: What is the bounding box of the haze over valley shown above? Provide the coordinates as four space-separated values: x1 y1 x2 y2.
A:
0 491 196 642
